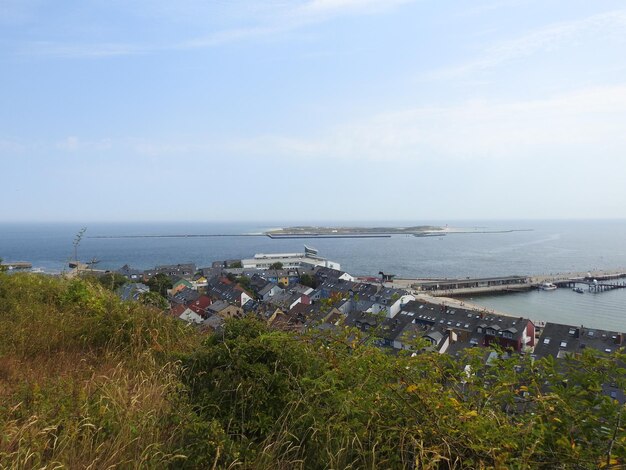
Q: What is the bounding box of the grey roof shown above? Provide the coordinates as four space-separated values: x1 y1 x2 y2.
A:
314 266 348 280
534 322 625 360
259 283 280 296
145 263 196 279
369 287 409 304
208 300 230 313
249 273 271 290
289 283 314 295
117 264 144 278
202 314 225 330
117 283 149 301
266 292 303 309
171 287 200 305
343 300 534 355
207 279 249 304
425 330 444 343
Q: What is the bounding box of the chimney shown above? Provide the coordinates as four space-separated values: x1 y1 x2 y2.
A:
615 333 623 345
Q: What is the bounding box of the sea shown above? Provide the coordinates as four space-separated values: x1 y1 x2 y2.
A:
1 220 625 332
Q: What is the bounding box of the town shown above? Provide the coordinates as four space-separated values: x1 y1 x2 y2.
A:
94 245 623 401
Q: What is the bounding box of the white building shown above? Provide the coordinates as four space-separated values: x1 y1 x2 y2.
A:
242 245 340 270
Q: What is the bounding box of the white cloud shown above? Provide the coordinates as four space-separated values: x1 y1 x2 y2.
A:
239 85 626 162
0 138 25 154
430 8 626 79
18 0 417 58
295 0 413 17
21 41 150 58
57 136 112 152
14 85 626 165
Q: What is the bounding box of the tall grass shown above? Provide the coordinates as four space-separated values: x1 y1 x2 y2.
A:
0 273 201 469
2 272 625 469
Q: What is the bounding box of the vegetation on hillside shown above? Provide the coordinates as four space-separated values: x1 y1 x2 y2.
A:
1 272 625 469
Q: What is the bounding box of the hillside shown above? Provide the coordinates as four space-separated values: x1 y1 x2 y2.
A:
1 272 625 469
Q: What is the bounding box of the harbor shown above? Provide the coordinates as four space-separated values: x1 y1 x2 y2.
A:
391 269 626 297
3 220 626 331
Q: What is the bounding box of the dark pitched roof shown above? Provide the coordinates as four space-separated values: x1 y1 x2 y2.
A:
171 287 200 305
314 266 349 281
117 264 144 278
259 283 281 296
145 263 197 279
534 322 625 359
401 300 530 342
266 292 303 309
208 300 230 313
207 278 252 305
249 273 271 291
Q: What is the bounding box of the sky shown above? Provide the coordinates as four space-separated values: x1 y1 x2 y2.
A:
1 0 626 222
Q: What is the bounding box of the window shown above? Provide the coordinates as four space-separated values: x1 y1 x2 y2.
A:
543 338 551 344
477 327 483 333
560 341 567 348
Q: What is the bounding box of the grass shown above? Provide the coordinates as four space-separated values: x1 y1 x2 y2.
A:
0 273 201 469
1 272 625 469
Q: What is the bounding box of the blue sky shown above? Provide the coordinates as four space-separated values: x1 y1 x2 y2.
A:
1 0 626 222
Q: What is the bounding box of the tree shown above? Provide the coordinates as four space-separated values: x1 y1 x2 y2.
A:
236 275 252 291
299 273 317 288
147 273 173 297
229 261 243 268
98 272 128 291
0 258 6 273
139 291 169 310
72 227 87 261
269 262 283 270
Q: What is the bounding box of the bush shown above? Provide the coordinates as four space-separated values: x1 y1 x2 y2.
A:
2 272 625 469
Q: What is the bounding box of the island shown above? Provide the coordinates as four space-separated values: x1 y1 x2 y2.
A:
265 225 445 239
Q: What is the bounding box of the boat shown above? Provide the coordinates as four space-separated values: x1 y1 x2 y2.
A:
539 282 557 291
572 287 584 294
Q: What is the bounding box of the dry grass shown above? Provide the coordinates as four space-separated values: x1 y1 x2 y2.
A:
0 273 200 469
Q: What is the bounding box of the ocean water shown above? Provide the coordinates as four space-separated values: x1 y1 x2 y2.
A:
1 220 625 331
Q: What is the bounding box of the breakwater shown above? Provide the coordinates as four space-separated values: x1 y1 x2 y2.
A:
0 261 32 270
88 234 264 239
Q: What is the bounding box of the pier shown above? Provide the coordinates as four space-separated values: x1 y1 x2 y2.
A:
389 269 626 296
1 261 32 270
554 279 626 293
